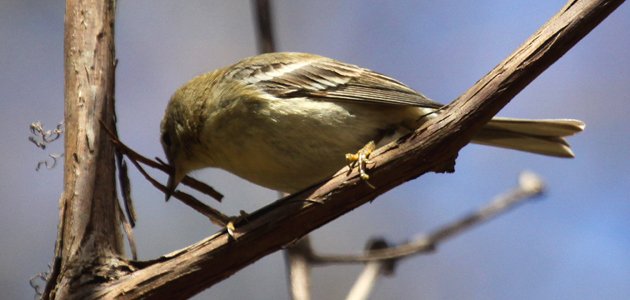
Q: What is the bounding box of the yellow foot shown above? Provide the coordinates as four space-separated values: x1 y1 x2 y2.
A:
226 221 236 239
345 141 376 189
226 210 250 239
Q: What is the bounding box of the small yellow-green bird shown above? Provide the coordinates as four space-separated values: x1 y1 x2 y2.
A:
160 52 584 196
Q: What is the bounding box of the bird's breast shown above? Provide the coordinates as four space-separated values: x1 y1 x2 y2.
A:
202 96 424 192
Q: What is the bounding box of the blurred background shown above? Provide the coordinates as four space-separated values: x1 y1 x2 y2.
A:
1 1 629 299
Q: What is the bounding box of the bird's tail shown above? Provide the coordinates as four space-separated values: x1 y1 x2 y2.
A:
472 117 585 158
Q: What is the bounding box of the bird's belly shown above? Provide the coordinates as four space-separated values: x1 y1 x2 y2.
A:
235 140 350 193
210 98 422 193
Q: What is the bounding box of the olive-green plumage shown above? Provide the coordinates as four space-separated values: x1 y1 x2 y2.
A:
161 52 584 194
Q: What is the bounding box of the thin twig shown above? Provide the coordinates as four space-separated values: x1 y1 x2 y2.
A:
346 239 395 300
284 237 313 300
252 0 276 53
102 121 223 202
311 171 545 264
99 120 223 202
116 195 138 260
153 157 224 202
128 157 231 226
117 155 136 227
99 120 228 225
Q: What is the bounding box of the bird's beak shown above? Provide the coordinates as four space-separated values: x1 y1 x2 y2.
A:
165 168 183 201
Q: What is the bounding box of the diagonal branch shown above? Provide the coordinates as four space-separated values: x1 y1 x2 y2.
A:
101 123 224 202
93 1 623 299
310 171 545 264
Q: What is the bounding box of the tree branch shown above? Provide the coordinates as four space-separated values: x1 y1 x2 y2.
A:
345 239 395 300
91 1 623 299
310 172 545 264
284 237 313 300
252 0 276 53
45 0 124 299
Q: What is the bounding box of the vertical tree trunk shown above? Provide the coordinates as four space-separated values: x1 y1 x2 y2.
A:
45 0 125 298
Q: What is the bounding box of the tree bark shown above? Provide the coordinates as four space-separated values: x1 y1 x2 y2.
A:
44 0 624 299
44 0 124 299
95 0 624 299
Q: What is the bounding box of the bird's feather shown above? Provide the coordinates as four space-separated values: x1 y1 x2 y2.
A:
227 52 443 108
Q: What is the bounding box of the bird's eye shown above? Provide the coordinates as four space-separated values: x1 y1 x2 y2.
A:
161 132 172 147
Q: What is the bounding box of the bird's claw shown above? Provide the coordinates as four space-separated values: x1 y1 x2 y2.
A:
226 210 250 239
346 141 376 189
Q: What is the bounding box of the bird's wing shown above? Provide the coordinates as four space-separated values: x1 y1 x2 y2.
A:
227 53 443 108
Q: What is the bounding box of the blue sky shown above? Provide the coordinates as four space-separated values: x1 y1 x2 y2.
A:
1 1 628 299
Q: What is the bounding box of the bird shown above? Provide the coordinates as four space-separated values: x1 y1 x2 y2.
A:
160 52 584 196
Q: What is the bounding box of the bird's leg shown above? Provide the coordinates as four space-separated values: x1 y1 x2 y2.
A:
345 141 376 189
226 210 250 239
